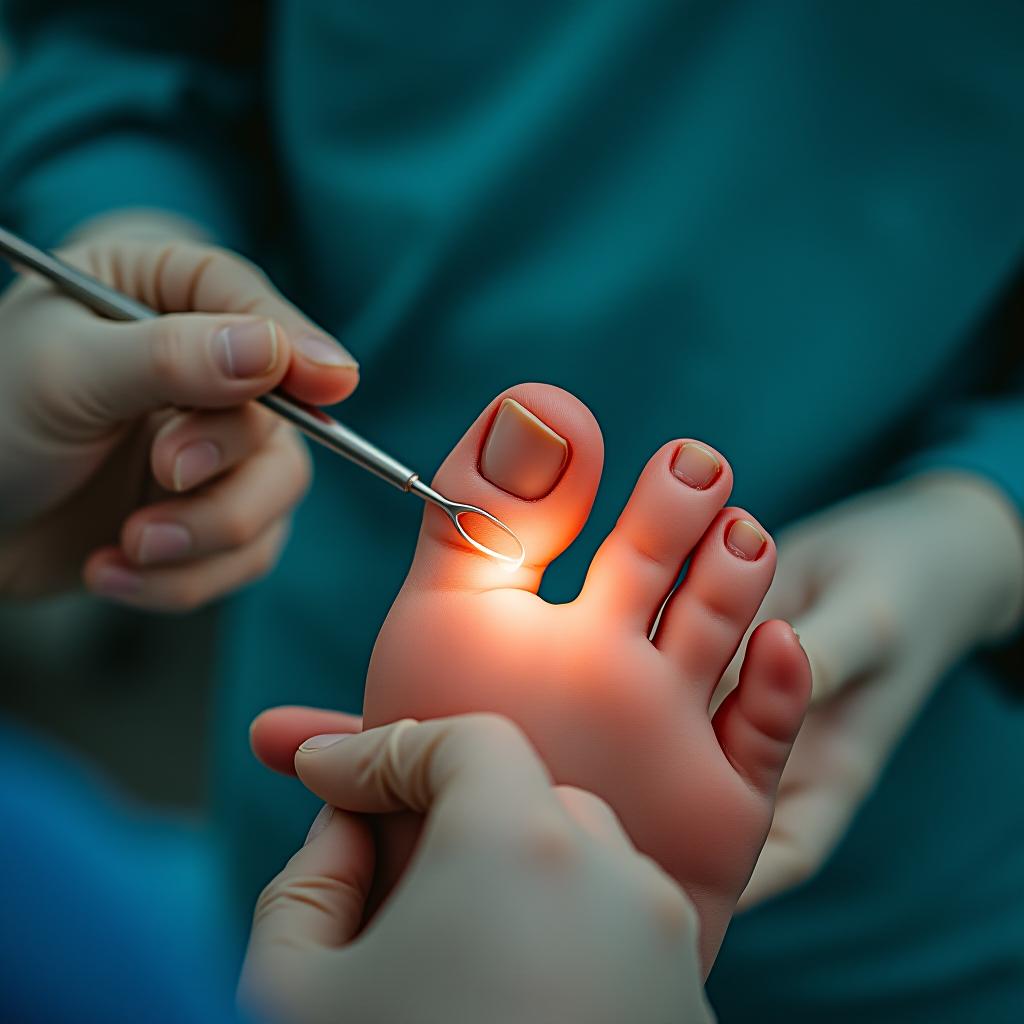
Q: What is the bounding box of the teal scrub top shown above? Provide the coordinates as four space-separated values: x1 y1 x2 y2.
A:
2 3 1023 1020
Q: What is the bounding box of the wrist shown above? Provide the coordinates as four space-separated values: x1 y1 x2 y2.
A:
903 470 1024 643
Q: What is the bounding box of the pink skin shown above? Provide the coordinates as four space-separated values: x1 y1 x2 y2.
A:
254 383 811 972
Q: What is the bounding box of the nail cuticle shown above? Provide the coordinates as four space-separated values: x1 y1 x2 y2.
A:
725 519 767 561
671 443 721 490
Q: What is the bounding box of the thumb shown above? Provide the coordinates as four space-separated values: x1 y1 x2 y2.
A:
250 705 364 777
68 313 296 423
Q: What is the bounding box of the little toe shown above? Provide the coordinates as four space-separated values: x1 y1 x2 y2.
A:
580 440 732 630
410 383 604 593
712 620 811 795
655 508 776 699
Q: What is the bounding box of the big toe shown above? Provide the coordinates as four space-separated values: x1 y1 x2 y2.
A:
410 383 604 592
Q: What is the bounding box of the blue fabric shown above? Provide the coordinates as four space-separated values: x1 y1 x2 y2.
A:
1 2 1023 1019
0 723 241 1024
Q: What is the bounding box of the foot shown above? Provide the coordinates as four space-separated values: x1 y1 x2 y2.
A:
363 383 811 971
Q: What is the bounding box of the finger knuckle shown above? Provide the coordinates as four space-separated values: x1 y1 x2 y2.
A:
518 808 579 868
558 785 618 825
250 529 287 580
209 244 268 283
252 873 364 933
574 787 617 820
280 431 313 498
148 323 187 389
166 578 208 614
621 854 699 939
219 508 259 548
861 590 901 656
648 881 699 940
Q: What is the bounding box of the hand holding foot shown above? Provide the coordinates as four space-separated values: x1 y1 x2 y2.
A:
242 715 711 1024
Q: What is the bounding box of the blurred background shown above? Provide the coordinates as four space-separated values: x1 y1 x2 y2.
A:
0 20 216 812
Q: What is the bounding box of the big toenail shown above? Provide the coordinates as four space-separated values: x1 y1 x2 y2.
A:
671 443 721 489
481 398 569 500
726 519 767 561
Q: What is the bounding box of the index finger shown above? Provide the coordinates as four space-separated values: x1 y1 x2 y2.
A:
72 239 359 406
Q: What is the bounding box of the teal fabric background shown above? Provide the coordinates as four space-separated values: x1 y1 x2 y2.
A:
2 2 1023 1019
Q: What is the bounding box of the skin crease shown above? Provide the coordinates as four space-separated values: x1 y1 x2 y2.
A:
360 382 812 972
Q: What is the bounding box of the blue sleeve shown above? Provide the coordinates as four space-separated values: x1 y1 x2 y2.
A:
0 0 264 250
0 724 248 1024
895 306 1024 640
897 309 1024 519
900 394 1024 516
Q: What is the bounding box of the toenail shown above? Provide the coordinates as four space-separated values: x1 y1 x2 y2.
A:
481 398 569 500
671 443 721 489
726 519 767 561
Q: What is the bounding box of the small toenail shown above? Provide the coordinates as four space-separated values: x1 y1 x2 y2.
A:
671 443 721 489
481 398 569 500
726 519 767 561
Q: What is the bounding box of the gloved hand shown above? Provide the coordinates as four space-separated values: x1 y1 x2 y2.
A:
0 229 357 609
240 714 713 1024
730 472 1024 906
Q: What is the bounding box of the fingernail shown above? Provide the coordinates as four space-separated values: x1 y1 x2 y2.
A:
294 334 358 369
671 443 721 489
726 519 767 561
304 804 334 846
481 398 568 500
173 440 221 491
215 320 279 378
137 523 192 565
298 733 351 752
92 565 144 598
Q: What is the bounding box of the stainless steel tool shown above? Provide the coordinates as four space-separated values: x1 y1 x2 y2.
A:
0 225 525 570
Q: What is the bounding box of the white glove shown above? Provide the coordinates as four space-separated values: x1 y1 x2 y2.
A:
240 714 714 1024
732 472 1024 907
